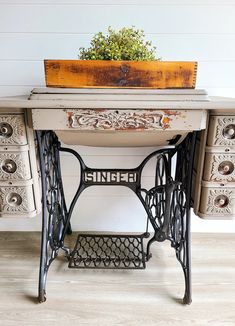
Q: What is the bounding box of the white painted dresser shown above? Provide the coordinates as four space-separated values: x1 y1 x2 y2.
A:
0 88 234 220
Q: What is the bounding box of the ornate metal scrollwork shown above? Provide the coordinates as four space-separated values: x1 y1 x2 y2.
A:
170 133 196 304
36 130 69 302
139 133 196 304
170 187 186 249
36 129 196 305
141 153 178 256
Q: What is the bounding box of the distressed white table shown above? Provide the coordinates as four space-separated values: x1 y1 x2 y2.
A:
0 88 234 304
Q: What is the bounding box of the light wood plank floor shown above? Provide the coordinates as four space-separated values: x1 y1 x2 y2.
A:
0 232 235 326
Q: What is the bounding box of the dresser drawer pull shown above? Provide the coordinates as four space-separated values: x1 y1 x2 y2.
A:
218 161 234 176
222 124 235 140
0 122 13 139
214 194 229 208
2 159 17 174
6 192 23 207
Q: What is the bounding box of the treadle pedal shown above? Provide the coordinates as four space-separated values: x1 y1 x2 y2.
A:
68 233 149 269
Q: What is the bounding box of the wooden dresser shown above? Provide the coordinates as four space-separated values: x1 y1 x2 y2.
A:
0 107 40 217
194 111 235 219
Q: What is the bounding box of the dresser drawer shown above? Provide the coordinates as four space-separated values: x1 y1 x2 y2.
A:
0 183 36 217
207 116 235 147
0 114 27 145
199 186 235 218
203 152 235 182
32 108 207 146
0 147 31 180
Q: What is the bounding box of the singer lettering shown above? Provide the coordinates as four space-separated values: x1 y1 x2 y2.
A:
84 171 137 184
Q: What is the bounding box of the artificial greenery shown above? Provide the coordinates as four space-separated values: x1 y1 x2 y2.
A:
78 27 159 61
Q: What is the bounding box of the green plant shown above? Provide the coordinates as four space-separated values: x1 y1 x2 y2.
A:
78 26 159 61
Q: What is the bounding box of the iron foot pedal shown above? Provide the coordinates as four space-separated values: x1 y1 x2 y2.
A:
68 233 149 269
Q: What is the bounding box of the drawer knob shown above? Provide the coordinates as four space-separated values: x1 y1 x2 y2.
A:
6 192 22 207
214 195 229 208
0 122 13 139
218 160 234 175
222 124 235 139
2 159 17 174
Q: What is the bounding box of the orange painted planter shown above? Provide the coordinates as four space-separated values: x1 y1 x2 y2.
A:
44 60 197 89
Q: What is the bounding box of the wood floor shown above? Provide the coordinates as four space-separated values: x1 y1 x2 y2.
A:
0 232 235 326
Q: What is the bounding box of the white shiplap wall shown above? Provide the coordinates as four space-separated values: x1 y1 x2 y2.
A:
0 0 235 232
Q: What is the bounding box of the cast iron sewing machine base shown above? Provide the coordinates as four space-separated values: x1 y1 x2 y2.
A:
36 130 196 305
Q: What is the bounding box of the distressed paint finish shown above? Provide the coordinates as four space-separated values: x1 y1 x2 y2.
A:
66 109 180 131
31 107 206 133
44 60 197 89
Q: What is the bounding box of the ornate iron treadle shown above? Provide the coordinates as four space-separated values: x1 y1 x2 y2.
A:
36 130 196 305
69 233 148 269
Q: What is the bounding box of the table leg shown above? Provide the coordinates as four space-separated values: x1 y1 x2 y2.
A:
142 132 196 304
172 132 196 304
36 130 69 302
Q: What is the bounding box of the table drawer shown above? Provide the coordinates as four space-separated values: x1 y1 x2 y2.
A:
203 152 235 182
207 115 235 147
32 108 207 147
0 114 27 145
0 183 36 217
199 186 235 218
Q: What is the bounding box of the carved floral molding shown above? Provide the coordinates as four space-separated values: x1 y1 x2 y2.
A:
66 109 178 131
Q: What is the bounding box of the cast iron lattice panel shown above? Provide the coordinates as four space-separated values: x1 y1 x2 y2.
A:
68 233 147 269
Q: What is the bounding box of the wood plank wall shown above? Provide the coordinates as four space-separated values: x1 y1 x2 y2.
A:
0 0 235 232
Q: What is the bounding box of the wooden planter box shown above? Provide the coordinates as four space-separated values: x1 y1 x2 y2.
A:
44 60 197 89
